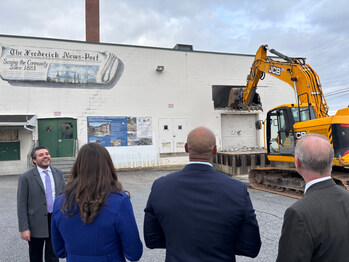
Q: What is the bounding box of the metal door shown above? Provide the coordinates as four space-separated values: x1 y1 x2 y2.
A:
158 119 174 153
159 118 187 153
38 118 77 157
221 114 258 151
0 141 20 160
173 118 187 153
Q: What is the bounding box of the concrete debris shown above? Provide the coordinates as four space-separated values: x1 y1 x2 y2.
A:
215 106 263 112
221 146 264 152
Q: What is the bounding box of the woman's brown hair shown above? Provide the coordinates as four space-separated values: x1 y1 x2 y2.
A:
61 142 123 224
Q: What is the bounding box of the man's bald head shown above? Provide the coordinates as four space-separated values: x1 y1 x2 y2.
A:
185 126 216 162
295 133 334 176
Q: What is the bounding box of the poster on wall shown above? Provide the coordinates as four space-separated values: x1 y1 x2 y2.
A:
87 116 152 147
0 44 124 89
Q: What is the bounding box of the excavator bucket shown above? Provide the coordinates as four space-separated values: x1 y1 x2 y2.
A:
228 87 243 109
228 87 263 111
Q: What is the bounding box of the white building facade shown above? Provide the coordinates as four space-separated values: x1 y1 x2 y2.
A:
0 35 294 175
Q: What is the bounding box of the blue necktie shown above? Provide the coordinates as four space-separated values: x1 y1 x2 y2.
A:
43 170 53 213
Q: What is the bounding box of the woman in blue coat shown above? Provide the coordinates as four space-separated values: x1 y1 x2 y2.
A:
51 142 143 262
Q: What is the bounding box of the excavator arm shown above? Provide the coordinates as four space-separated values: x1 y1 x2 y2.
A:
229 45 329 119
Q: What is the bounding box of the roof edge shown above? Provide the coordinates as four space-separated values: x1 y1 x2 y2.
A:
0 33 254 57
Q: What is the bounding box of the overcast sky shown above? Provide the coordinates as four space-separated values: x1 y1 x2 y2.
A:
0 0 348 112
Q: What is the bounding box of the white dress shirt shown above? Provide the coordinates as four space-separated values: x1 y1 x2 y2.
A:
187 161 213 167
37 166 56 200
304 176 332 194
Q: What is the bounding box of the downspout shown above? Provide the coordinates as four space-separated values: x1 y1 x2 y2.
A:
24 125 34 132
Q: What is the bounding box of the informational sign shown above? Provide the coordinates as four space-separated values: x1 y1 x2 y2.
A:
87 116 152 147
137 117 152 138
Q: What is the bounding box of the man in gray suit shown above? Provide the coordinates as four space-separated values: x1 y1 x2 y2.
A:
17 146 65 262
276 134 349 262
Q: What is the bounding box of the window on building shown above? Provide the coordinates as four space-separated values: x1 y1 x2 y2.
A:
0 129 18 141
62 122 74 139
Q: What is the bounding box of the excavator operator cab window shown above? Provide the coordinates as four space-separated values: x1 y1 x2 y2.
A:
291 106 316 123
268 108 295 155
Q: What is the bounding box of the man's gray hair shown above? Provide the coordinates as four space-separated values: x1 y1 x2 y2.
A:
295 133 334 176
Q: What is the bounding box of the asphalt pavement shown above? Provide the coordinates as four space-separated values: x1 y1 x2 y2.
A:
0 169 296 262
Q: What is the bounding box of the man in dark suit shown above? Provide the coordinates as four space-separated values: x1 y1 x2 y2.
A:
17 146 65 262
277 134 349 261
144 126 261 262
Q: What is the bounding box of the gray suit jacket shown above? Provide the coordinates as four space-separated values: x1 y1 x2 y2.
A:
17 166 65 238
276 179 349 262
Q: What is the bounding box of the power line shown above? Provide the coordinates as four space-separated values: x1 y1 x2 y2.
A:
325 88 349 97
326 95 349 102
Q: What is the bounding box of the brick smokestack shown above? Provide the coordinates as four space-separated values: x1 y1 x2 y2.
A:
85 0 100 42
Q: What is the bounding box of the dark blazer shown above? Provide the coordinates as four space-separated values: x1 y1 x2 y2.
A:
144 164 261 262
277 179 349 262
51 192 143 262
17 166 65 238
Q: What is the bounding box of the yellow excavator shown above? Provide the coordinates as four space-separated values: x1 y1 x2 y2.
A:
229 45 349 198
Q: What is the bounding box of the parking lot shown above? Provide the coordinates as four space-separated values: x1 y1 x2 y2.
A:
0 169 296 262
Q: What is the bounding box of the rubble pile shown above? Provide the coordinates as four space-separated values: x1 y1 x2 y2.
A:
221 146 264 152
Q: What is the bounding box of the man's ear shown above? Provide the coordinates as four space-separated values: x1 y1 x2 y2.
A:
212 145 217 155
185 143 189 153
295 157 301 169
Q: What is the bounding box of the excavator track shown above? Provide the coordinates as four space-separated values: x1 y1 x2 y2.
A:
331 172 349 190
249 167 349 199
249 167 304 199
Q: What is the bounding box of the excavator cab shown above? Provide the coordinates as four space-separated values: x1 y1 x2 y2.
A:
266 104 316 156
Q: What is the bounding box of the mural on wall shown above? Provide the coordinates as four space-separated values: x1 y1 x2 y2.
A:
87 116 152 147
0 44 124 89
